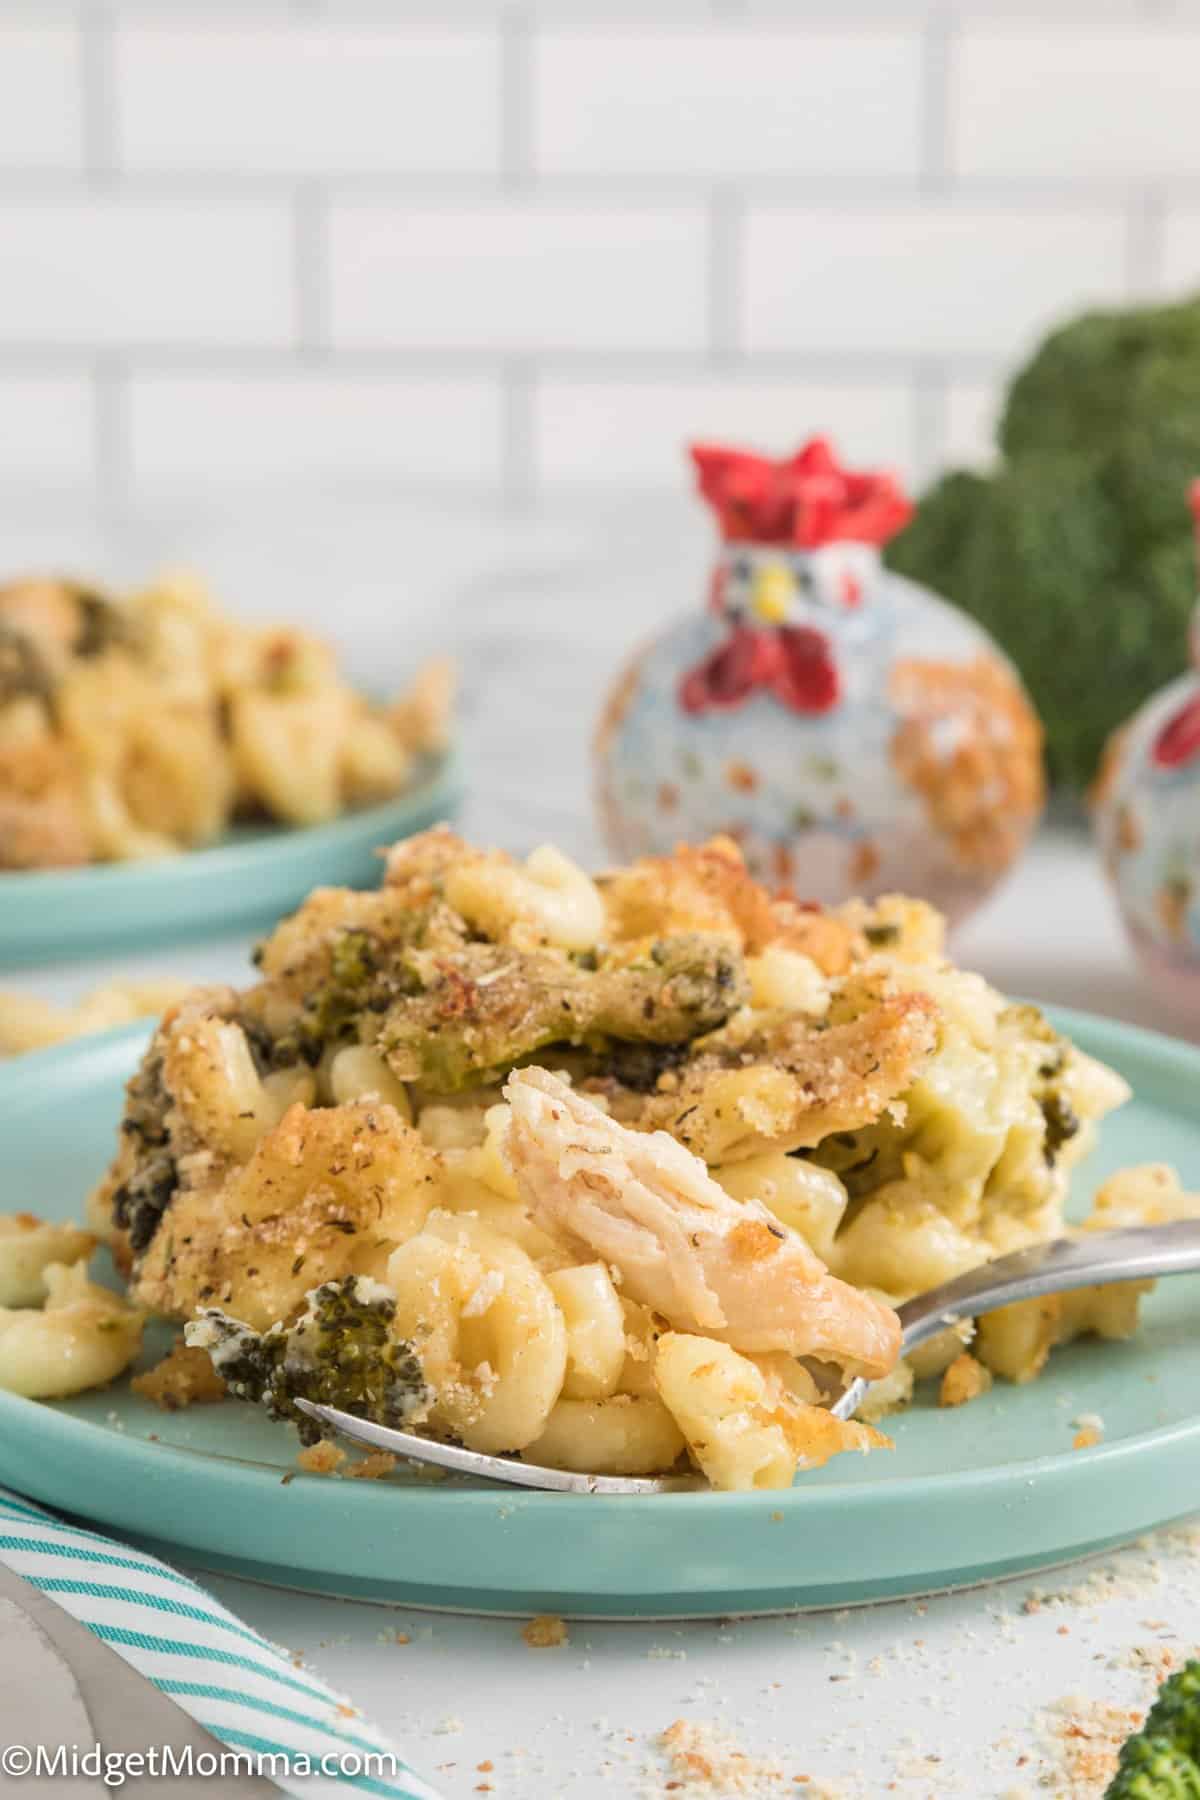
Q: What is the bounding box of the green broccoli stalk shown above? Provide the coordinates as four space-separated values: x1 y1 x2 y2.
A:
886 293 1200 792
1105 1661 1200 1797
185 1276 430 1447
1105 1735 1200 1799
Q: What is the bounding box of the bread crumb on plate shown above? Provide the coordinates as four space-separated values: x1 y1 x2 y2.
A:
939 1351 993 1409
522 1614 569 1649
130 1337 227 1411
297 1440 346 1476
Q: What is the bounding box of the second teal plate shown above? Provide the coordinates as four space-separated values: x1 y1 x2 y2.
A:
0 1006 1197 1617
0 750 462 966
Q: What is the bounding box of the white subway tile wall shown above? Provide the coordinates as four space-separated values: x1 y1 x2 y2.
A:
0 28 82 172
532 29 923 178
532 375 914 490
327 204 709 351
0 200 296 347
127 374 505 490
0 6 1196 506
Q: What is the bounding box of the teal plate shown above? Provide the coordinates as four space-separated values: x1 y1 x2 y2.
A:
0 749 462 967
1 1006 1198 1618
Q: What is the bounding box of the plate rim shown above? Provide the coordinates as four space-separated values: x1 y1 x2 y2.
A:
0 744 462 901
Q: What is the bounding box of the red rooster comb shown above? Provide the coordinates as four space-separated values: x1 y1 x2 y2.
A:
690 437 913 550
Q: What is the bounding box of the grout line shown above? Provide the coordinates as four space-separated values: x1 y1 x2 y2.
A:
1125 181 1166 297
0 167 1181 210
501 356 536 511
293 181 329 355
0 1 1167 18
92 353 128 515
500 7 533 189
920 3 954 198
706 188 741 362
0 345 1013 382
79 2 117 188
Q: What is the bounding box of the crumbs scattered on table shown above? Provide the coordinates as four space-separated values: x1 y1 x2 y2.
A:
1107 1642 1180 1678
644 1718 800 1797
523 1614 569 1649
1034 1694 1143 1798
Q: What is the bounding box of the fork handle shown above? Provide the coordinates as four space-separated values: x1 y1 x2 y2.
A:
831 1219 1200 1421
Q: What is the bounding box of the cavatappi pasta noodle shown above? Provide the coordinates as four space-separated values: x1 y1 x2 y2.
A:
23 831 1195 1486
0 571 454 869
0 1215 143 1399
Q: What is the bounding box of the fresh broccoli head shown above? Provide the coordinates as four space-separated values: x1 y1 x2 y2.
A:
886 293 1200 791
1104 1660 1200 1798
1105 1735 1200 1799
1143 1663 1200 1768
185 1275 430 1447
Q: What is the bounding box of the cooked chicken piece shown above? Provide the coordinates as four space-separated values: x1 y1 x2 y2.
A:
381 936 749 1093
503 1068 901 1380
600 837 866 974
597 991 938 1163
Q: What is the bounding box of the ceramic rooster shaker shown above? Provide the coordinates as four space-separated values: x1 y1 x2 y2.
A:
595 438 1045 921
1093 482 1200 1016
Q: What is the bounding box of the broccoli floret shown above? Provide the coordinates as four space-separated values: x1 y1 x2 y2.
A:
1039 1090 1080 1165
186 1276 430 1447
112 1048 178 1253
886 292 1200 792
1001 297 1200 465
1144 1663 1200 1768
294 928 382 1061
1105 1734 1200 1799
1104 1660 1200 1797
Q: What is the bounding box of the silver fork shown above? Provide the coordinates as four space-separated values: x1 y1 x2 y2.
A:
296 1220 1200 1495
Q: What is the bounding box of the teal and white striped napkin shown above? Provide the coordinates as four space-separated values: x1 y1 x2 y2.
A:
0 1484 440 1800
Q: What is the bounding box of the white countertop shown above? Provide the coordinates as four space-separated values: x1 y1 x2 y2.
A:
5 492 1198 1799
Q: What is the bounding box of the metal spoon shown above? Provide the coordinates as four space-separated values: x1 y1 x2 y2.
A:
296 1220 1200 1494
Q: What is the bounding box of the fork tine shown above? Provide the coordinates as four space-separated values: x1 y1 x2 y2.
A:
293 1401 702 1494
